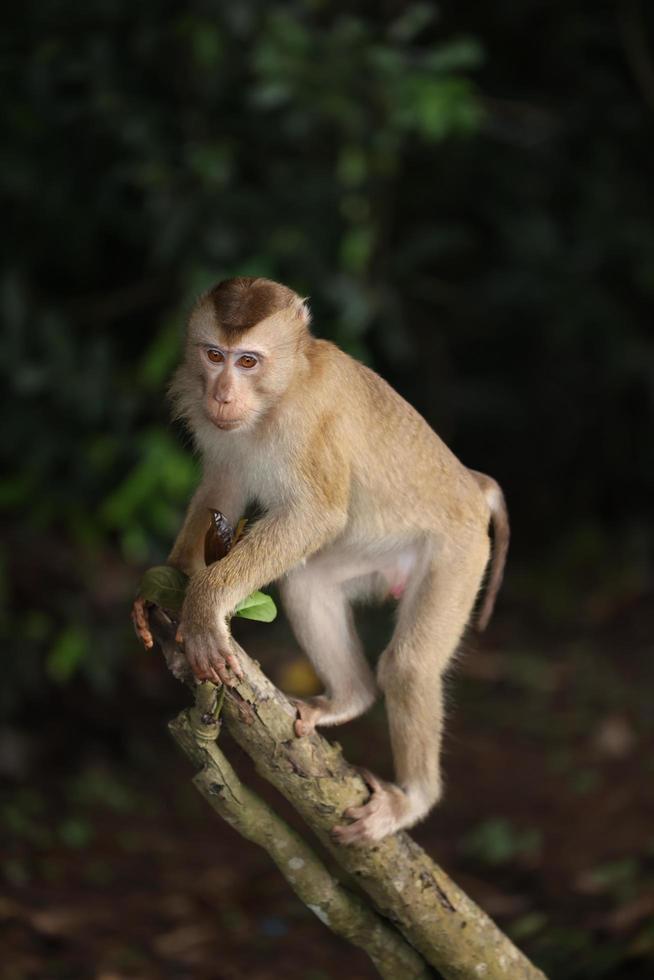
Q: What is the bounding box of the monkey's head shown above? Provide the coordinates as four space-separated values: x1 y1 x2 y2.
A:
170 277 311 438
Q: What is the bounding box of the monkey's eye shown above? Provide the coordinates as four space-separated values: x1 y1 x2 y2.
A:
237 354 258 369
206 349 224 364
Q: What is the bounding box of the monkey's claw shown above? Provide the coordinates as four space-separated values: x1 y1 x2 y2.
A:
332 769 406 845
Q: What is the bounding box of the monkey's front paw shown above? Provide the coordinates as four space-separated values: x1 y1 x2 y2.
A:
175 625 243 687
332 769 409 846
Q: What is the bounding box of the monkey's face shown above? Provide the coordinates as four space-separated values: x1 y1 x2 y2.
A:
186 302 305 433
198 342 266 431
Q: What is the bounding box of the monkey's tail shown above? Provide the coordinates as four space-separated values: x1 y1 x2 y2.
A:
470 470 510 631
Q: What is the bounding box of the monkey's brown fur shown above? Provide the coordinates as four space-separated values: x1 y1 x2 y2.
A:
134 276 509 844
208 277 298 339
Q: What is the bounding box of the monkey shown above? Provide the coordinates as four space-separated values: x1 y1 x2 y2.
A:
132 276 509 845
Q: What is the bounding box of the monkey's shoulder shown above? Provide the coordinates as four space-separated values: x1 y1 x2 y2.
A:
349 360 443 448
308 340 412 416
301 340 476 501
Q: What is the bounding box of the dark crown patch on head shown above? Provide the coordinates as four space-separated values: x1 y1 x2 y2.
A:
208 277 298 338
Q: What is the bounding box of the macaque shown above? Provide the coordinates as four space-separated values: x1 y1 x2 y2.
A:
132 276 509 845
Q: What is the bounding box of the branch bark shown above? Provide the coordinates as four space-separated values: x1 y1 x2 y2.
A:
169 700 434 979
152 610 547 980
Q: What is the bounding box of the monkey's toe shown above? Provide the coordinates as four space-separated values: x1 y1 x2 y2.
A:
332 804 398 845
342 770 384 820
293 704 317 737
292 696 330 738
333 773 409 845
294 717 314 737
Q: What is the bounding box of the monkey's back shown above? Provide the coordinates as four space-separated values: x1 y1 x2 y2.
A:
314 341 489 540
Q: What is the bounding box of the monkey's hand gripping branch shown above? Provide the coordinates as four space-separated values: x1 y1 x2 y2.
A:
169 504 345 687
174 566 244 687
147 606 547 980
133 508 279 688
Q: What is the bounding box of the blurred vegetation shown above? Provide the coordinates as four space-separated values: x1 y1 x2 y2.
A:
1 1 653 708
3 9 654 976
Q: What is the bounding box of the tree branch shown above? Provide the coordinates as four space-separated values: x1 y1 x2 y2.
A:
152 609 547 980
169 701 434 979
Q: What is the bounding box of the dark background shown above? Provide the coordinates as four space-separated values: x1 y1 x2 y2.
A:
2 2 653 978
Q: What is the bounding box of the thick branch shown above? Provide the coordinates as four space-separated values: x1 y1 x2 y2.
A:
152 611 547 980
169 704 433 980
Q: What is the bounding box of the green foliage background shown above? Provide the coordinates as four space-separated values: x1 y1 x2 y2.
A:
2 1 653 708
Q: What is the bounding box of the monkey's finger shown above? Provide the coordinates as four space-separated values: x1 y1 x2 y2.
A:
213 658 238 687
131 600 153 649
197 647 224 685
132 598 148 631
225 652 243 679
186 646 212 683
130 607 145 641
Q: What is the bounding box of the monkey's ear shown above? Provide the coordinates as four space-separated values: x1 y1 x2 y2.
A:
294 296 311 327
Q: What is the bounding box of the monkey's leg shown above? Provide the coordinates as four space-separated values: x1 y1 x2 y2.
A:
280 567 378 737
333 536 490 845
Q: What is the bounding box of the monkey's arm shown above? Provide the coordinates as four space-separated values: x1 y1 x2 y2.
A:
168 474 247 575
167 490 212 575
209 505 347 604
179 491 348 684
132 476 246 651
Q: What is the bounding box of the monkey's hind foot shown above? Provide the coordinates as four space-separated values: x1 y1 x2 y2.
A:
332 769 415 846
292 696 332 737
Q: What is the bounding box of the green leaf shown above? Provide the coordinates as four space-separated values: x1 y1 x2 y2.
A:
235 591 277 622
138 565 189 613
